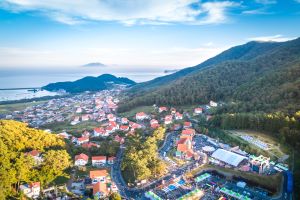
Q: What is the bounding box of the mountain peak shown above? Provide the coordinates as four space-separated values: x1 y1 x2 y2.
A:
82 62 106 67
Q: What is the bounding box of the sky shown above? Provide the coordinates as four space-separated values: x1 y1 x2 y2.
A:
0 0 299 71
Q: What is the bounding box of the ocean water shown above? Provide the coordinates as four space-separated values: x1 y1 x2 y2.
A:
0 67 167 102
0 89 60 102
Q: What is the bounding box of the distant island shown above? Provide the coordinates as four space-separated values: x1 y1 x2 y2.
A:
82 62 106 67
42 74 135 93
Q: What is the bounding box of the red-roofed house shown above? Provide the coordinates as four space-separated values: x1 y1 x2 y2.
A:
131 123 142 131
20 182 41 199
136 112 148 121
82 142 100 149
109 121 119 129
107 114 116 122
92 156 107 167
105 126 115 135
176 137 194 160
121 117 129 124
93 182 108 199
94 127 107 137
75 153 89 166
164 115 173 125
120 125 129 131
108 157 116 165
76 136 89 145
183 121 192 128
25 150 43 164
175 112 183 120
182 128 195 138
194 107 203 114
159 106 167 113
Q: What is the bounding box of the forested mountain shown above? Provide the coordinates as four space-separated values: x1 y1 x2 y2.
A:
128 40 282 93
43 74 135 93
0 120 71 199
119 38 300 114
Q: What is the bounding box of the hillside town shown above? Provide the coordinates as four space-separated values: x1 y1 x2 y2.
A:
0 88 292 200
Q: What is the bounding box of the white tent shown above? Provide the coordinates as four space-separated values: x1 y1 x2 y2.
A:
211 149 247 167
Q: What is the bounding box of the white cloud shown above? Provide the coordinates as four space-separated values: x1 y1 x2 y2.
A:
0 0 238 25
242 8 271 15
247 34 296 42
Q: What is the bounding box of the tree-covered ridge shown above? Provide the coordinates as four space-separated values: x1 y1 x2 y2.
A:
43 74 136 93
0 120 71 199
128 40 282 94
119 38 300 114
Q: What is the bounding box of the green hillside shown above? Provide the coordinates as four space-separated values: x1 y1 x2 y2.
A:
0 120 71 199
43 73 135 93
128 40 282 94
119 38 300 114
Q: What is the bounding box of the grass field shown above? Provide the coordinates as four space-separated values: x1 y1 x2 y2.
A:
118 105 154 118
0 100 48 115
41 121 101 133
228 130 290 159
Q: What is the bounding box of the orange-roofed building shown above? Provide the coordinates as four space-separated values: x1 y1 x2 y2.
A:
182 128 195 138
93 182 108 199
176 136 194 160
90 170 108 183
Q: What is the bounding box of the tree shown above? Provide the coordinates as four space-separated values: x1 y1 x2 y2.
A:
109 192 121 200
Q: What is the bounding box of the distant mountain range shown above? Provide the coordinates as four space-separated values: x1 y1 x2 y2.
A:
43 74 135 93
82 62 106 67
118 37 300 114
164 69 179 73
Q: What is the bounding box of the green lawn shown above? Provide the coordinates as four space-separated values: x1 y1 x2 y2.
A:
118 105 154 118
41 121 101 133
0 100 48 115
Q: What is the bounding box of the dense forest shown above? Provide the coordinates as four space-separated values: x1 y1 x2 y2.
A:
118 38 300 114
0 120 71 199
121 127 167 183
43 74 135 93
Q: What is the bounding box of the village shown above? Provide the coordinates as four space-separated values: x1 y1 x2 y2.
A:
2 89 291 200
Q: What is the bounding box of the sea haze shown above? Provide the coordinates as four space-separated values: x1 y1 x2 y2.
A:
0 66 169 88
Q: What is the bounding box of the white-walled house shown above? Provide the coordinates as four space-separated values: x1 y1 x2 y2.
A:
92 156 107 167
75 153 89 166
136 112 148 121
20 182 40 199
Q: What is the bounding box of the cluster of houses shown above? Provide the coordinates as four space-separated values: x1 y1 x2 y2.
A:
3 89 122 128
72 154 118 199
74 153 116 167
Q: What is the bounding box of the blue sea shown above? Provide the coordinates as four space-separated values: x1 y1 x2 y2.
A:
0 67 168 102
